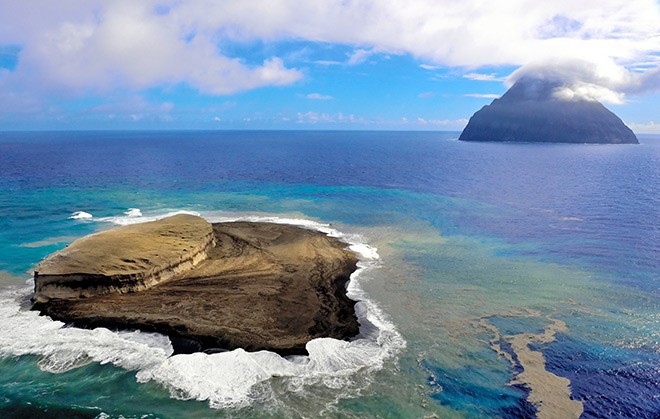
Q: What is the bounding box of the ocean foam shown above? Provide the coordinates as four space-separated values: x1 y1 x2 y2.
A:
4 210 404 410
135 211 404 408
95 210 200 226
0 287 173 374
124 208 143 218
69 211 93 220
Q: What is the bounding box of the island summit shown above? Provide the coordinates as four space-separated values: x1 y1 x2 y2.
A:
459 76 638 144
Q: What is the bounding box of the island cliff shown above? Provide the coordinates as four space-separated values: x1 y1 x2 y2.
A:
32 215 360 356
33 214 215 303
459 77 639 144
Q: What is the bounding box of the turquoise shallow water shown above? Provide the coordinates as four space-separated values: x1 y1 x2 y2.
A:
0 131 658 418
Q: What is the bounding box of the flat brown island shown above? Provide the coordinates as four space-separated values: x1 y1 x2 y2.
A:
32 214 360 355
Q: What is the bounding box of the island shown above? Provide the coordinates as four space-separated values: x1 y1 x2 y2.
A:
32 214 360 355
458 77 639 144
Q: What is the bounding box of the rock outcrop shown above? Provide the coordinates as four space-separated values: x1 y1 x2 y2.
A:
32 216 360 355
459 77 639 144
33 214 215 303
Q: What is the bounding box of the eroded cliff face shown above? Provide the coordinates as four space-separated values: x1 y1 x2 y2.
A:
459 77 639 144
33 214 215 303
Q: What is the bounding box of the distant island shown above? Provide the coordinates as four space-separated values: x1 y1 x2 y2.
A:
32 214 360 355
459 77 639 144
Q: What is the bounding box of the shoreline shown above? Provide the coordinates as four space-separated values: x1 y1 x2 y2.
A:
2 210 404 409
32 218 362 356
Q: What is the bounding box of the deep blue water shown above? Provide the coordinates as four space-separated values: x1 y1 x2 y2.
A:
540 335 660 418
0 130 658 418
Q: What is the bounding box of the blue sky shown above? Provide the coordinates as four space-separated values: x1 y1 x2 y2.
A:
0 1 659 132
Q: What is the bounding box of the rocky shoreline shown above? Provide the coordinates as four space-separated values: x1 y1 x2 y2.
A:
32 215 360 355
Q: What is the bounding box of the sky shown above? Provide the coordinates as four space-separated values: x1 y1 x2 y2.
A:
0 0 659 132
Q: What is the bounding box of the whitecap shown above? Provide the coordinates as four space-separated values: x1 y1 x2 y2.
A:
2 210 405 410
96 210 200 226
69 211 93 220
348 243 380 260
124 208 143 218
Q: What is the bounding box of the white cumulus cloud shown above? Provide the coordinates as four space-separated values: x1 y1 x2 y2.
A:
509 57 660 104
0 0 658 101
0 1 303 96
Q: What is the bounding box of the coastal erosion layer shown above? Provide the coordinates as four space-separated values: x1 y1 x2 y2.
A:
33 214 215 303
32 215 360 356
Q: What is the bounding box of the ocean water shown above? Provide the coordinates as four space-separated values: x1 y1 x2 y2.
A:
0 130 657 418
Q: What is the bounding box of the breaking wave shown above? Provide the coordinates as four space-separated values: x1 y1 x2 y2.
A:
0 210 405 410
68 211 93 220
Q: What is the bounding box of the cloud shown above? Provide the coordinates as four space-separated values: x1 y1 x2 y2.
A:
312 49 376 67
293 112 467 129
347 49 375 66
0 1 302 97
419 64 441 70
418 92 435 99
306 93 334 100
296 111 364 124
415 117 469 128
0 0 658 103
312 60 343 66
464 93 501 99
627 121 660 134
463 73 506 82
173 0 658 68
508 57 660 104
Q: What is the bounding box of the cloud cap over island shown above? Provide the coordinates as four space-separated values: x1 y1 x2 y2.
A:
0 0 658 131
459 75 639 144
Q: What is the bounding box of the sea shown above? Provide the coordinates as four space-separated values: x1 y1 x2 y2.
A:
0 130 657 418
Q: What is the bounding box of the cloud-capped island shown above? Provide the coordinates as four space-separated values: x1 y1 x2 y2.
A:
459 76 639 144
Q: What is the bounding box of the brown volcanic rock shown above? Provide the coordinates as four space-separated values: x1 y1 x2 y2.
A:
33 214 215 303
33 217 360 355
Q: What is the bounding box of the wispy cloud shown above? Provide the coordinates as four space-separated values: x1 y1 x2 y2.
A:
419 64 441 70
347 49 375 66
414 117 469 128
627 121 660 134
463 73 506 82
464 93 500 99
296 111 364 124
418 92 435 99
293 112 467 129
312 60 343 66
311 48 378 69
306 93 334 100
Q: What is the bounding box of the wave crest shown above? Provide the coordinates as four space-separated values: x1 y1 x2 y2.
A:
2 210 404 410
